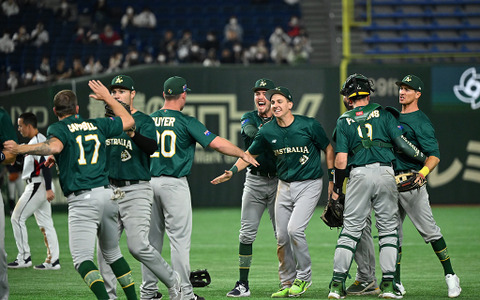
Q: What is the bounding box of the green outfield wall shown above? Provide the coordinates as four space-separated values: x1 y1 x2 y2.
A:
1 64 479 206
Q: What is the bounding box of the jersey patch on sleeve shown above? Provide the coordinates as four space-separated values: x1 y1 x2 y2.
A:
241 119 249 126
204 130 211 136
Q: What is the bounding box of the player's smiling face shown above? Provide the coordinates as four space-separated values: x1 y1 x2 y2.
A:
254 90 272 117
271 94 292 119
398 85 420 106
110 88 135 107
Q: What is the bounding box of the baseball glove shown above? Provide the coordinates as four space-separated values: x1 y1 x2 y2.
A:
395 171 426 192
105 100 136 132
321 193 345 228
190 269 211 287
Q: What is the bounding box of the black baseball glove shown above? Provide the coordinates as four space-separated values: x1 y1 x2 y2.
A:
190 269 211 287
105 100 136 132
321 193 345 228
395 171 426 192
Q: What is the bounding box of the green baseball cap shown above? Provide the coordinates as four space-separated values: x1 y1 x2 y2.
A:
395 74 424 92
164 76 191 95
265 86 293 102
251 78 275 92
110 75 135 90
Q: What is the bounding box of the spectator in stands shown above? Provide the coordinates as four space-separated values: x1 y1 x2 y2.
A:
244 38 269 64
6 70 18 92
203 48 220 67
269 26 291 64
71 56 85 78
190 42 205 64
21 69 34 87
30 22 49 48
220 48 234 64
177 29 194 63
133 6 157 29
99 24 122 46
158 29 177 64
203 30 220 53
120 6 135 30
286 16 303 38
84 55 103 75
12 26 30 47
223 16 243 43
232 42 244 64
289 28 312 64
123 47 141 68
55 0 72 22
2 0 19 17
106 51 123 73
0 30 15 54
34 55 51 83
52 57 71 81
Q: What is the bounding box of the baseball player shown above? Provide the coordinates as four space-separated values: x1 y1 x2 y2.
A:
141 76 258 300
97 75 181 300
212 86 335 298
336 94 380 296
327 74 428 299
8 112 60 270
226 78 278 297
4 86 139 300
0 107 18 300
392 75 461 298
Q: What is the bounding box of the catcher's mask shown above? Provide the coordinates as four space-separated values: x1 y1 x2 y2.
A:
340 73 375 100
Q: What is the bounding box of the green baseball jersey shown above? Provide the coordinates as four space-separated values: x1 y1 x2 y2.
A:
0 108 17 144
106 111 156 181
47 114 123 196
248 115 330 182
241 110 277 174
335 104 402 167
150 109 217 178
394 110 440 171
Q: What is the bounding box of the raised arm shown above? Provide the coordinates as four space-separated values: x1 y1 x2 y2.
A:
4 137 64 156
88 80 135 130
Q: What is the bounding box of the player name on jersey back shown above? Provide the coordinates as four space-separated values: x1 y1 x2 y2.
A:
152 116 176 127
67 122 98 132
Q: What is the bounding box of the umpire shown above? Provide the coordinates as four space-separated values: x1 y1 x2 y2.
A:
328 74 427 299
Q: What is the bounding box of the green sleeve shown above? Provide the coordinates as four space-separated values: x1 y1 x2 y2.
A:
393 135 427 163
243 124 258 139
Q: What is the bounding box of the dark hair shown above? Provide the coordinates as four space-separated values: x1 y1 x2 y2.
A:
53 90 77 117
19 112 37 128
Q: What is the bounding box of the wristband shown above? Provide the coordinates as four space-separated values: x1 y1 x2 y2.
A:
419 166 430 178
333 168 346 194
229 165 238 174
328 168 334 181
0 152 4 163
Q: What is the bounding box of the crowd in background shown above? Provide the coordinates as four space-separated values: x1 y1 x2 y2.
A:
0 0 311 92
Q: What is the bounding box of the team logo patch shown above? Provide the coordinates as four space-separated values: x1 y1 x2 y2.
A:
356 111 364 116
121 150 131 162
272 139 277 143
204 130 211 136
299 154 309 165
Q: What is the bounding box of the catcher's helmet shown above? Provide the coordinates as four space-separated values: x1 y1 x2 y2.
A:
340 73 375 99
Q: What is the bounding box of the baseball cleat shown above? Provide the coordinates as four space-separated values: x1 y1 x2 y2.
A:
289 279 312 297
7 256 32 269
445 274 461 298
34 259 61 270
328 281 345 299
189 294 205 300
227 281 251 297
379 280 403 299
346 280 380 295
395 282 406 295
271 286 290 298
